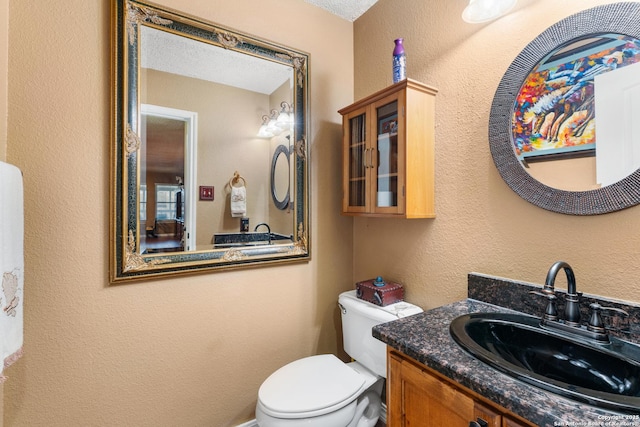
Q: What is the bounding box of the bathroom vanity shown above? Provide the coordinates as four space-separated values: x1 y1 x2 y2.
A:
388 348 533 426
373 274 640 426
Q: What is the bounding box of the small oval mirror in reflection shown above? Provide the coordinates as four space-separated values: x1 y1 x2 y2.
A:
271 144 290 210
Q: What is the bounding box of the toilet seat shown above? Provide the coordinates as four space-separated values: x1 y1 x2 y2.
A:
258 354 366 418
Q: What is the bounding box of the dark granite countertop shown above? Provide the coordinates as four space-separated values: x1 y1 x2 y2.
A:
373 298 639 427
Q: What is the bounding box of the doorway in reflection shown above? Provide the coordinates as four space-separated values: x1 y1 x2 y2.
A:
140 105 197 253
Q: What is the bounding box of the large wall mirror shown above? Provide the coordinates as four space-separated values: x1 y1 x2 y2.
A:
110 0 310 282
489 2 640 215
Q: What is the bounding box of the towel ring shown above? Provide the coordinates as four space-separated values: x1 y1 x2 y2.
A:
229 171 247 188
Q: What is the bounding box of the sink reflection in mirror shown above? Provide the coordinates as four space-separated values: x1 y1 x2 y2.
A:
213 232 293 248
450 312 640 413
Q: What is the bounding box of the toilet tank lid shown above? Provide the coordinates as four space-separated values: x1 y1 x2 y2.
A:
258 354 365 416
339 290 423 318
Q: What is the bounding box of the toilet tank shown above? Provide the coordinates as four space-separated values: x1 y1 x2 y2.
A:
338 290 422 377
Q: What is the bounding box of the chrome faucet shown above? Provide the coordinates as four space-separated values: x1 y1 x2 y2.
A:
531 261 628 343
254 223 270 233
254 223 271 244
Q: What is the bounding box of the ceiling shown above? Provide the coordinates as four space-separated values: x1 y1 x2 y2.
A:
305 0 379 21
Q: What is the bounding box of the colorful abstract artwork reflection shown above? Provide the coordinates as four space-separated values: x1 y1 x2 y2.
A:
512 34 640 161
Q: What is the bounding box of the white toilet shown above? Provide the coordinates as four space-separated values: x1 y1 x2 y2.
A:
255 290 423 427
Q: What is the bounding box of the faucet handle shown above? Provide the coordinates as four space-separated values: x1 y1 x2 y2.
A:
529 290 558 321
587 303 629 333
589 302 629 317
529 289 555 298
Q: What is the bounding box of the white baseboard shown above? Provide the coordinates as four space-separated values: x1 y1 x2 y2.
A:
235 421 258 427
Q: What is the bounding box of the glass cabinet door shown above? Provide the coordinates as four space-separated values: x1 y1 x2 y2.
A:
343 108 369 212
343 94 404 214
374 100 399 210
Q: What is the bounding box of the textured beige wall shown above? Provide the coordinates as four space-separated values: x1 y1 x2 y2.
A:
4 0 352 426
353 0 640 310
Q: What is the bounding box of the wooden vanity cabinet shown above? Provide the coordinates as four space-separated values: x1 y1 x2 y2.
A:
338 79 437 218
387 349 535 427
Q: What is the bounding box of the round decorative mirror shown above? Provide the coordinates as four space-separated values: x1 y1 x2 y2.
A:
489 2 640 215
271 144 290 210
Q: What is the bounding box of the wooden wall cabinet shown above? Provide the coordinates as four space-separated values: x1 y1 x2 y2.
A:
338 79 437 218
388 349 535 427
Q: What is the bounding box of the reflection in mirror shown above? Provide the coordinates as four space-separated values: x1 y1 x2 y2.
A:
513 34 640 191
489 2 640 215
140 103 197 253
271 143 290 211
111 0 309 282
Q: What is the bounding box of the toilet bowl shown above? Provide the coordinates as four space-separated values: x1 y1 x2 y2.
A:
255 290 423 427
256 355 382 427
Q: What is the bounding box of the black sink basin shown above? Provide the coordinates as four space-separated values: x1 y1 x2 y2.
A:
450 312 640 413
213 232 293 248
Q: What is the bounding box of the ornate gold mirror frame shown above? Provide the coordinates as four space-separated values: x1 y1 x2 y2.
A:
110 0 310 282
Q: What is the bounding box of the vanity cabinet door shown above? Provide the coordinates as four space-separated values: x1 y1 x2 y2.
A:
388 350 475 426
388 349 537 427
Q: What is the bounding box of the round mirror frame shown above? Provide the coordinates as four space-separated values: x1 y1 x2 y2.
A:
489 2 640 215
271 144 290 210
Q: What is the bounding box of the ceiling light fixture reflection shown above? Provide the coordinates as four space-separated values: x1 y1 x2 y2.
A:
276 102 293 129
257 101 294 138
462 0 517 23
257 115 275 138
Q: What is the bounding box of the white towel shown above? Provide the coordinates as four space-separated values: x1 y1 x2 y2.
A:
230 186 247 218
0 161 24 383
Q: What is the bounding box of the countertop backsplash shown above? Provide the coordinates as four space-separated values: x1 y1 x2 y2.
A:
467 272 640 345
